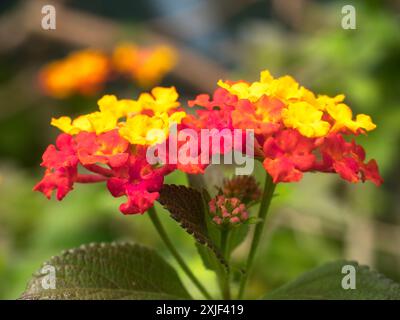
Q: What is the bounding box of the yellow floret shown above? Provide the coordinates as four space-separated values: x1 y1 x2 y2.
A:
282 101 331 138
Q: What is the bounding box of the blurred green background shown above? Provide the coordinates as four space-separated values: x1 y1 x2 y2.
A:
0 0 399 299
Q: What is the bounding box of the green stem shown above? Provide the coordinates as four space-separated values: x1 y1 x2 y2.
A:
238 173 276 299
220 228 230 261
220 228 231 300
148 206 213 300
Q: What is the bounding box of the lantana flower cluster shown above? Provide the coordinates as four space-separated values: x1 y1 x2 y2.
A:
39 44 177 98
220 176 262 205
35 87 185 214
209 196 249 226
188 70 382 185
208 176 261 227
35 70 383 215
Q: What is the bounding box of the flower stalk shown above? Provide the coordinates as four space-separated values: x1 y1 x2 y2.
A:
219 228 231 300
147 206 213 300
238 173 276 299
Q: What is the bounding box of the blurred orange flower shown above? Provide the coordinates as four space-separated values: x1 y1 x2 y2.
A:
39 50 110 98
39 44 177 98
112 43 177 88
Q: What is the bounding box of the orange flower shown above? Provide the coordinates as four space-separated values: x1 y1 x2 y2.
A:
112 43 177 87
39 50 110 98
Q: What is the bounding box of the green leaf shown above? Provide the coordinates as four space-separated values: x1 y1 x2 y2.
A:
196 243 221 271
263 260 400 300
20 242 191 300
228 225 249 253
158 184 226 267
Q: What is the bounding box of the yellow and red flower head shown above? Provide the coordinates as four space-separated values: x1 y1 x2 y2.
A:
189 69 382 185
35 70 383 216
35 87 185 214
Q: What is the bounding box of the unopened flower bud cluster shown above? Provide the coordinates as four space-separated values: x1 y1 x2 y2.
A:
209 195 249 227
